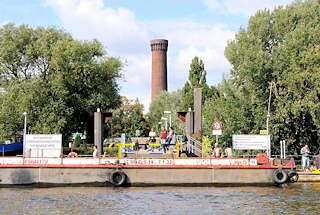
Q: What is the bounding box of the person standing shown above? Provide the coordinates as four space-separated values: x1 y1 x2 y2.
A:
93 145 99 158
225 147 233 157
147 128 156 152
149 128 156 143
301 145 311 172
212 143 223 158
160 126 166 151
165 127 174 153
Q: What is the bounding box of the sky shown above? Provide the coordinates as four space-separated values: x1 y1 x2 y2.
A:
0 0 295 112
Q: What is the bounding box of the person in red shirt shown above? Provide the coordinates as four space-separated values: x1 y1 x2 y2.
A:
160 126 166 152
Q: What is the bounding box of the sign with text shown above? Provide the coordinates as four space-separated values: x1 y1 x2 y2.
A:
212 130 222 135
25 134 62 158
232 135 270 150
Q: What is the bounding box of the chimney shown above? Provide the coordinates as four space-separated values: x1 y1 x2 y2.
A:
150 39 168 101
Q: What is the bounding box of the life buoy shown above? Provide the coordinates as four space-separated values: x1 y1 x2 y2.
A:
288 170 299 183
67 152 78 158
109 170 126 186
273 169 288 184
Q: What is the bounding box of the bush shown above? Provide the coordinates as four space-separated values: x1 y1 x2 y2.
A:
180 153 187 158
73 134 81 148
104 147 118 157
202 136 212 157
63 145 93 156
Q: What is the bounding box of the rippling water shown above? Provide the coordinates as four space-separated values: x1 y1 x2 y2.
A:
0 184 319 215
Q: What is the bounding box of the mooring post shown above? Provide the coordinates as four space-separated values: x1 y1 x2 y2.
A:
194 88 202 156
194 88 202 137
186 108 194 154
94 108 104 157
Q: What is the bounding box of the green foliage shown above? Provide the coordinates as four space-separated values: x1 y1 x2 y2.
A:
202 136 212 157
63 146 92 156
203 78 254 148
148 90 184 135
0 78 72 141
221 0 320 154
180 56 214 111
73 134 81 148
110 97 150 137
180 153 187 158
103 147 118 157
0 24 122 144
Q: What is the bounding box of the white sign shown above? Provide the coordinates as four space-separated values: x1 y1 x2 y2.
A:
25 134 62 158
232 135 270 150
212 130 222 135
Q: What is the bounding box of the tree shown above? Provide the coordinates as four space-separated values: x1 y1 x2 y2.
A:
180 56 212 111
148 90 185 135
224 0 320 154
73 134 82 148
0 78 72 141
110 97 150 137
203 78 254 148
0 24 122 144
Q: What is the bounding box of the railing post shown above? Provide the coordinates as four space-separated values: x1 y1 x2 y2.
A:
176 140 179 158
283 140 286 159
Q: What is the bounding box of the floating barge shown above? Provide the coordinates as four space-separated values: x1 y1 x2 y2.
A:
0 156 298 187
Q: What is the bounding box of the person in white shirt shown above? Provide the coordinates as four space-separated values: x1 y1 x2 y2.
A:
149 127 156 143
212 143 223 158
93 145 99 158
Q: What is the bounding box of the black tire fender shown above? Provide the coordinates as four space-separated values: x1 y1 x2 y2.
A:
109 170 126 186
273 169 288 184
288 170 299 183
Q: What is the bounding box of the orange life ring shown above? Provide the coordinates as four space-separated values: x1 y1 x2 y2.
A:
67 152 78 158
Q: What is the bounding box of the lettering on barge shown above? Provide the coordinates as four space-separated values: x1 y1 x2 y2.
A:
100 158 174 166
24 158 49 165
100 158 255 166
0 158 257 166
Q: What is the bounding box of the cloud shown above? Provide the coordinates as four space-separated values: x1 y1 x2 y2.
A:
46 0 149 56
0 21 9 27
46 0 235 112
204 0 295 16
150 20 234 89
46 0 152 110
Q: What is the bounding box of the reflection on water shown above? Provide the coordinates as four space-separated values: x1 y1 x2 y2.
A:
0 184 320 215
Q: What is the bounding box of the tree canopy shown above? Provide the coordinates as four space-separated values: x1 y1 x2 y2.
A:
222 0 320 154
180 56 215 111
109 97 150 137
148 90 185 135
0 24 122 144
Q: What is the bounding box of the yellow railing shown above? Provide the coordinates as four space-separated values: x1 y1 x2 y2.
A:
106 140 180 158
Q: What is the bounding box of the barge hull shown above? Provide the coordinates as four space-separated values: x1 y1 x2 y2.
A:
0 167 276 186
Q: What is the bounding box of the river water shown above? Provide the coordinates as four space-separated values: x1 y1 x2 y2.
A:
0 184 319 215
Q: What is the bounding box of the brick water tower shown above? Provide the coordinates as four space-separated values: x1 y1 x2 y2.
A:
150 39 168 101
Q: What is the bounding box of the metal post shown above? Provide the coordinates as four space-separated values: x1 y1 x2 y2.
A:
283 140 286 159
164 111 172 128
266 82 272 158
94 108 103 157
23 112 27 156
161 117 168 130
280 140 283 159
